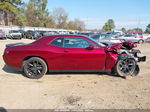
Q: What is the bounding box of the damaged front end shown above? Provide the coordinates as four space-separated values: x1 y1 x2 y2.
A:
105 40 146 77
129 49 146 62
107 40 146 63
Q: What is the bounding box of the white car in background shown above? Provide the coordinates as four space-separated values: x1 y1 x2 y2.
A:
143 34 150 40
8 30 22 39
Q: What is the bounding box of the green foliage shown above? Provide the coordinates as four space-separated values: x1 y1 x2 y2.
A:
102 19 115 31
25 0 50 27
107 19 115 30
102 23 111 31
127 28 143 33
0 0 85 30
145 24 150 34
0 0 23 25
121 28 126 33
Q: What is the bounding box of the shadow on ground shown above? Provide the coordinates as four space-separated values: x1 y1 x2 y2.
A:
2 65 124 79
2 65 22 75
0 107 7 112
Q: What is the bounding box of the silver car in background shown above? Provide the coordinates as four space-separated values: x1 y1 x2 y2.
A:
119 34 145 44
90 34 122 44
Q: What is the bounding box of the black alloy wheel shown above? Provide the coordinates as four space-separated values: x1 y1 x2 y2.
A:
23 57 47 79
116 58 136 76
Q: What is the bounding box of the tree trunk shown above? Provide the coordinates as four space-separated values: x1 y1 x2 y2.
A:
4 11 9 26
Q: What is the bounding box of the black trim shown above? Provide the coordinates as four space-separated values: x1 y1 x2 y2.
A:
138 56 146 62
49 70 110 73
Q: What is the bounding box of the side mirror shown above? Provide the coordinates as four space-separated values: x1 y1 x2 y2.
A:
87 45 94 50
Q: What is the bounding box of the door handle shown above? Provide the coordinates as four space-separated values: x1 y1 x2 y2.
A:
64 50 69 53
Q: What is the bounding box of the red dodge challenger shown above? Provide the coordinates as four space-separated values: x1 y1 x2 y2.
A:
3 35 146 79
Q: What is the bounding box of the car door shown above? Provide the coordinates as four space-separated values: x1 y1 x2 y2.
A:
61 37 106 70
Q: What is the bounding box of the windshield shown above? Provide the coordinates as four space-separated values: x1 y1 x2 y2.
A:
89 37 106 47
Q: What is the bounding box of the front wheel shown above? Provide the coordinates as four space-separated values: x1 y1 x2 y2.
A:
115 58 139 77
138 39 144 44
23 57 47 79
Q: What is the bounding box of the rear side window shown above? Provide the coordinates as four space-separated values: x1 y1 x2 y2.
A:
51 38 63 47
63 37 96 48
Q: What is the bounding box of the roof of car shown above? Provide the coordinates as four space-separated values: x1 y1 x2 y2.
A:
45 34 88 38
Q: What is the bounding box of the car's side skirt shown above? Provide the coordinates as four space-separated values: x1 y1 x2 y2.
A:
49 69 111 73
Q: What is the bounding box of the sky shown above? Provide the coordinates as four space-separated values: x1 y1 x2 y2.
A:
23 0 150 30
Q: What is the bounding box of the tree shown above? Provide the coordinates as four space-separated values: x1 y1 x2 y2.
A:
127 28 143 33
52 8 68 29
102 19 115 31
121 28 126 33
107 19 115 30
73 19 85 31
0 0 23 25
102 23 111 31
67 21 77 30
25 0 53 27
145 24 150 34
67 19 85 31
17 4 27 26
132 28 143 32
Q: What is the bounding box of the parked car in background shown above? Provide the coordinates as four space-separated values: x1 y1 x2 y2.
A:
119 33 144 44
78 32 96 37
130 32 143 38
8 30 22 39
0 30 6 39
43 31 58 36
3 35 146 79
90 34 122 44
37 30 47 37
143 34 150 40
24 30 42 39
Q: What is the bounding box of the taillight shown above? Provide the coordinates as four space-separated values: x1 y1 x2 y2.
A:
4 48 10 54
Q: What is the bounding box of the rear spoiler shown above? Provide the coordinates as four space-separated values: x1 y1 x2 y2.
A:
6 42 25 48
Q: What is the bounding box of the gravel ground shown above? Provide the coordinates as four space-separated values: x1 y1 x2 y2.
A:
0 39 150 109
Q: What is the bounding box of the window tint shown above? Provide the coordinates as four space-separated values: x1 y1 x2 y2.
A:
51 38 63 47
64 38 95 48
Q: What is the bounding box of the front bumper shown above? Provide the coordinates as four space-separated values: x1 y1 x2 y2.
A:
130 49 146 62
138 56 146 62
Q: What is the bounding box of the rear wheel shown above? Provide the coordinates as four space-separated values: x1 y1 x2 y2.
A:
23 57 47 79
115 58 137 77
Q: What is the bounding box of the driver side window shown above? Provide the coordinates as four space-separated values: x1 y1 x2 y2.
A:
63 37 96 48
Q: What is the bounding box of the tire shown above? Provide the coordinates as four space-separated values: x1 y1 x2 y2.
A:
23 57 47 79
122 39 126 42
131 65 140 76
138 39 144 44
115 58 137 77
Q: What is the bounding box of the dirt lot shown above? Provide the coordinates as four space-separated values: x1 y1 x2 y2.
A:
0 39 150 109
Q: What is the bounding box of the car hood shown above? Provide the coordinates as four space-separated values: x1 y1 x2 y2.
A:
103 43 122 53
104 40 137 52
